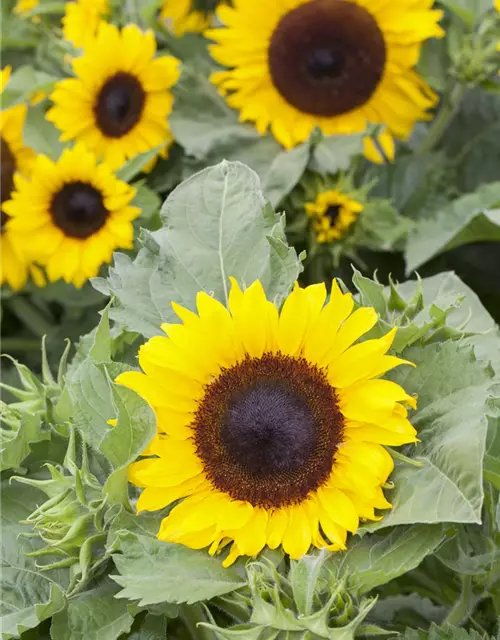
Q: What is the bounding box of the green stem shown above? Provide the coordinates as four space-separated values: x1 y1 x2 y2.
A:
180 604 215 640
8 297 53 338
417 83 467 155
443 574 474 626
1 338 42 352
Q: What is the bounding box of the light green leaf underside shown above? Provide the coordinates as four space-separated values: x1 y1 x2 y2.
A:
110 531 246 606
94 161 302 338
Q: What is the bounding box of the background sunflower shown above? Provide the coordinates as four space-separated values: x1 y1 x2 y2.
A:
306 189 364 243
3 144 140 287
47 22 180 169
207 0 444 149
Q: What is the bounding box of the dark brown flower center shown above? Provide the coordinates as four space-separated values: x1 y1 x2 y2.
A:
268 0 386 117
1 138 16 231
94 72 146 138
325 204 341 226
193 353 344 508
50 181 108 239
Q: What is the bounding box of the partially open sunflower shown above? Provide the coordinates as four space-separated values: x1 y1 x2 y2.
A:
306 189 363 243
1 67 41 291
46 22 180 169
3 145 140 288
207 0 444 149
118 279 417 566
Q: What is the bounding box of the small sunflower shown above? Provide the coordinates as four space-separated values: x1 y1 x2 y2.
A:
46 22 181 169
62 0 109 49
207 0 444 150
13 0 39 17
1 68 40 291
3 144 140 288
118 279 417 566
160 0 212 37
306 189 363 243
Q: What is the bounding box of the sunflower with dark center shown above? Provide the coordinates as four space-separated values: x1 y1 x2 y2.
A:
206 0 444 149
3 145 140 288
1 66 41 291
305 189 364 243
46 22 180 169
160 0 214 37
118 279 417 566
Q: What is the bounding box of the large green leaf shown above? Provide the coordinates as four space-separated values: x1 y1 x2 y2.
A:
402 623 489 639
328 525 444 595
50 580 134 640
405 182 500 273
0 482 67 640
309 134 364 175
368 341 492 530
94 161 302 338
170 66 310 206
110 531 246 606
0 412 46 472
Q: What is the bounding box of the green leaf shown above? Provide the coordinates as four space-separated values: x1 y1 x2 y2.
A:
94 161 302 338
126 614 167 639
402 622 488 639
439 0 493 25
0 411 47 472
131 184 161 224
170 66 308 205
353 199 413 252
327 525 444 595
110 532 246 606
50 580 134 640
116 149 162 183
368 342 492 530
23 107 63 159
309 134 364 175
405 182 500 273
0 481 67 640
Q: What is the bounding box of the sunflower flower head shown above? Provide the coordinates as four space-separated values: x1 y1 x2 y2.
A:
2 144 140 288
1 67 42 291
207 0 444 150
305 189 364 243
160 0 213 37
62 0 109 49
13 0 39 17
46 22 181 169
119 278 417 567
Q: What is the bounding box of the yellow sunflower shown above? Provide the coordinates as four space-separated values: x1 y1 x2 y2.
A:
46 22 181 169
306 189 363 243
160 0 212 37
118 279 417 566
363 128 395 165
207 0 444 150
1 67 41 291
13 0 39 17
3 144 140 288
62 0 109 49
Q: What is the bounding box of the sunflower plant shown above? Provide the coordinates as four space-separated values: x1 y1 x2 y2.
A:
1 160 500 640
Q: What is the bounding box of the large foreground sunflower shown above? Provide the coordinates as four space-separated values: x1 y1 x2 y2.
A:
46 23 180 169
207 0 444 149
306 189 363 243
3 145 140 288
1 67 41 291
118 279 417 566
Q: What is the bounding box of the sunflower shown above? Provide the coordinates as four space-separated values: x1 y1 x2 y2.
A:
46 22 181 169
13 0 39 17
3 144 140 288
118 279 417 566
363 129 395 165
207 0 444 150
62 0 109 49
1 67 41 291
305 189 363 243
160 0 212 37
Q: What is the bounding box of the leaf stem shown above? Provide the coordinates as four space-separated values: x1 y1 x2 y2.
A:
8 296 53 338
417 83 467 155
1 338 42 352
443 574 474 626
180 604 216 640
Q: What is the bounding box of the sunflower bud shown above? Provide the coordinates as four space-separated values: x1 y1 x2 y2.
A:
202 552 379 639
13 430 110 594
